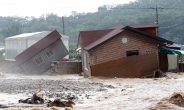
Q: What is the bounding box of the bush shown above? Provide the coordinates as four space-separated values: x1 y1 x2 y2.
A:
69 52 81 60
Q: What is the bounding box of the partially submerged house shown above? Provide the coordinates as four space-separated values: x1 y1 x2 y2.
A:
77 24 173 78
5 31 69 61
15 30 68 74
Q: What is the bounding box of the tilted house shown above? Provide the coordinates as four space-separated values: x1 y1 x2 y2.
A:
77 24 173 78
5 31 69 61
15 30 68 74
5 31 51 61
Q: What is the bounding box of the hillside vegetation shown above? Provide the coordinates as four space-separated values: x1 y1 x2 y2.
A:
0 0 184 49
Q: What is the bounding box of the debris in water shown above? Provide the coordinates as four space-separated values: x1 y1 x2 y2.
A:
19 88 44 104
169 92 184 107
47 98 75 108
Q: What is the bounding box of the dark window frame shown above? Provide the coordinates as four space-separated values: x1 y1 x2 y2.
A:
126 50 139 56
35 57 44 66
46 50 55 59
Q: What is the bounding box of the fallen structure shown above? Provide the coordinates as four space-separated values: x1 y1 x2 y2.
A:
15 30 69 74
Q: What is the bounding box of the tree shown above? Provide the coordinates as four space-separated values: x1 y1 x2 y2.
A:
1 0 184 44
2 22 22 38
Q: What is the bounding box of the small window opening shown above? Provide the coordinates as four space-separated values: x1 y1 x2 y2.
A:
46 50 54 58
126 50 139 56
35 57 44 66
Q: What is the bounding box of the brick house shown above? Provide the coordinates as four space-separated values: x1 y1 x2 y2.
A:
77 24 173 78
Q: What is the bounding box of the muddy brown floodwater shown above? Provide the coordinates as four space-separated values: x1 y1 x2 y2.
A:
0 73 116 110
1 72 184 110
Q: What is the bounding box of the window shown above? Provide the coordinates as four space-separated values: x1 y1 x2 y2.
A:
35 57 44 66
84 51 89 70
126 50 139 56
46 50 54 58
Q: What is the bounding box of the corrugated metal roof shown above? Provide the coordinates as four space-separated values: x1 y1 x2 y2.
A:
166 43 180 48
110 23 158 29
159 47 184 55
6 31 51 39
15 30 61 65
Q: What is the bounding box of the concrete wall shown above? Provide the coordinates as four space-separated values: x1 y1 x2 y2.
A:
58 61 82 74
0 60 82 75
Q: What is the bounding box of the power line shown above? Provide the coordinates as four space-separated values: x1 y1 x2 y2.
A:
160 23 179 29
160 15 184 23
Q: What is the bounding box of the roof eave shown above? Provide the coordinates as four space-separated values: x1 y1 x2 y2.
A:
124 26 173 45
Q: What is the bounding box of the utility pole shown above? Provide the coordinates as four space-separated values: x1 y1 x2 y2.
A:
150 0 163 36
156 0 159 36
62 16 65 35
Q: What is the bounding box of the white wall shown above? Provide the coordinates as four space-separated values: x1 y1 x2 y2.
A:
61 35 69 59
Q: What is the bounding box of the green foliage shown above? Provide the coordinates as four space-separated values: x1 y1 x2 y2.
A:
2 22 22 38
69 42 77 50
69 52 81 60
0 0 184 44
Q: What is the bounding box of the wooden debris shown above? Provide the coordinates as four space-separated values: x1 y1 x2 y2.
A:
19 88 44 104
17 89 75 108
47 99 75 108
0 104 8 108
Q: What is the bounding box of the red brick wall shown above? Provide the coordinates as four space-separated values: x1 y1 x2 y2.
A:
91 32 158 65
82 32 158 77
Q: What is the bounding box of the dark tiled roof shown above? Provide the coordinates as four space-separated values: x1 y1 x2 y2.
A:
111 23 158 29
15 30 61 65
84 28 123 50
79 25 173 51
80 29 113 47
